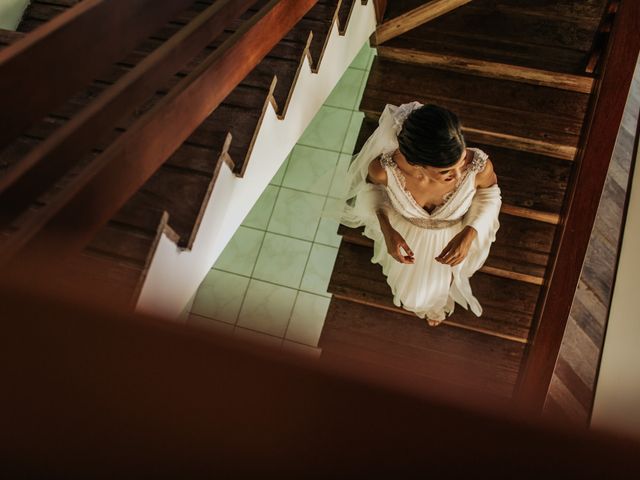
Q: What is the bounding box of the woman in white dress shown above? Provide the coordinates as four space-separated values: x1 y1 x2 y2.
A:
338 101 502 326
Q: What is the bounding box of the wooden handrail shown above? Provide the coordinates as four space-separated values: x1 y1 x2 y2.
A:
375 0 471 45
0 0 258 225
514 0 640 414
0 0 197 151
0 0 319 275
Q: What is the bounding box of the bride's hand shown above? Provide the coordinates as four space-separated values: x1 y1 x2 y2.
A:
436 226 477 266
384 227 415 264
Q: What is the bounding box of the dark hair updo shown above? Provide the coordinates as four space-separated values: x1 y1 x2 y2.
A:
397 104 466 168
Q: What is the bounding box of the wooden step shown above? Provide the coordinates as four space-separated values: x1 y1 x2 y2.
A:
376 46 595 93
0 29 25 47
320 297 526 400
337 210 554 285
328 241 540 342
380 0 608 76
360 56 589 159
353 117 571 218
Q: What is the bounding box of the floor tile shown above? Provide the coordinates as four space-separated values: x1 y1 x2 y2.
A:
342 110 364 155
329 153 353 198
270 155 290 186
267 188 325 241
242 185 279 230
298 106 352 152
282 340 322 359
285 291 331 347
234 327 283 349
191 269 250 324
213 226 264 276
282 145 339 195
315 197 343 248
300 243 339 297
187 314 235 336
325 67 366 110
350 42 373 70
236 279 298 337
253 232 312 288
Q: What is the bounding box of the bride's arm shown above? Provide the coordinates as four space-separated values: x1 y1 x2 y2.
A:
475 158 498 189
367 157 415 264
437 159 500 266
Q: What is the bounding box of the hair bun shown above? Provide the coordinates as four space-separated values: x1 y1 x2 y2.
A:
397 104 466 168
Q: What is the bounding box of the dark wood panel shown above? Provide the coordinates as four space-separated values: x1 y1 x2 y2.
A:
321 297 524 399
5 281 640 477
1 0 197 150
0 0 256 228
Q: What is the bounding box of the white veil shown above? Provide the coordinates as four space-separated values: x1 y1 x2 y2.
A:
322 101 423 229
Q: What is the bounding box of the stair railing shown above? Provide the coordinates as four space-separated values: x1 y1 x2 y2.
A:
0 0 319 284
514 0 640 414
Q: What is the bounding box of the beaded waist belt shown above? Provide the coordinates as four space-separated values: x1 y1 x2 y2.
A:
404 216 463 229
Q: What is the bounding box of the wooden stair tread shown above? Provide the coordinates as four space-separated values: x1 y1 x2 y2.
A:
361 56 589 150
320 297 525 399
58 249 147 310
381 0 608 76
328 241 539 342
87 221 158 268
354 117 572 215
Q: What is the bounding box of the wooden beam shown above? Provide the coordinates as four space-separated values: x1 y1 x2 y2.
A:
501 204 559 225
514 0 640 415
375 0 471 45
462 127 578 161
479 266 543 287
0 0 258 224
0 0 319 272
0 0 194 151
376 46 595 94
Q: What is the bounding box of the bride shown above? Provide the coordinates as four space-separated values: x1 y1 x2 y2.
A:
338 101 501 326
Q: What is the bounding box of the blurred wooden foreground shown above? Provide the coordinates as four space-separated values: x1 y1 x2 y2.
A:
1 275 639 477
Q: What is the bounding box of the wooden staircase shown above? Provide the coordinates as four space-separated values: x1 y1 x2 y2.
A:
319 0 611 402
0 0 364 310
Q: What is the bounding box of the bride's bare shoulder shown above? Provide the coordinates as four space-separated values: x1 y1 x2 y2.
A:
367 155 388 186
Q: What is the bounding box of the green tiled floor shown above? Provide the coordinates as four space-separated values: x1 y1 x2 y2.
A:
188 42 376 355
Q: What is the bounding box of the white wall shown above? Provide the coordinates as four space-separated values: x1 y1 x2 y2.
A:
0 0 29 30
590 126 640 442
136 1 377 320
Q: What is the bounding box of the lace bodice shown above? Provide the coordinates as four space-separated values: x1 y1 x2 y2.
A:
379 148 489 229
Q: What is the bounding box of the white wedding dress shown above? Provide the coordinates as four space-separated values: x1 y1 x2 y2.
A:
333 101 502 322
